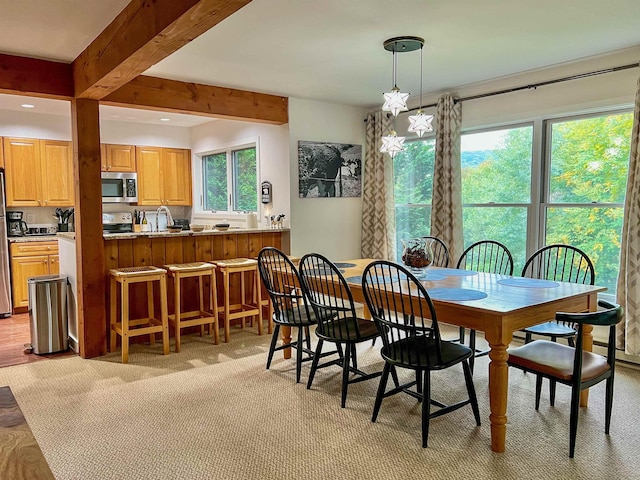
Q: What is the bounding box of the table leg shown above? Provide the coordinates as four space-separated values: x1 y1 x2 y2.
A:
487 338 509 453
580 323 594 407
281 325 292 359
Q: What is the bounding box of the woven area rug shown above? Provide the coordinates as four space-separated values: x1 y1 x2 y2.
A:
0 328 639 480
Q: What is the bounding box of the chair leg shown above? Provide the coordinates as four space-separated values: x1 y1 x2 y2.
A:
569 383 581 458
307 339 324 389
372 363 390 423
304 326 311 350
525 332 532 344
296 326 304 383
341 344 351 408
568 336 575 348
462 359 481 426
350 343 358 370
535 375 543 410
390 365 400 388
459 326 466 344
605 376 615 434
266 324 280 370
421 369 431 448
550 379 557 407
416 371 423 400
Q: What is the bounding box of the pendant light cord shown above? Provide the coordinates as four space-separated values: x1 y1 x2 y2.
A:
419 44 423 109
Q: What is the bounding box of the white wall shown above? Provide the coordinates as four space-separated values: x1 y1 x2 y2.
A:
288 98 367 259
0 111 192 147
190 118 289 228
0 110 72 140
100 120 190 148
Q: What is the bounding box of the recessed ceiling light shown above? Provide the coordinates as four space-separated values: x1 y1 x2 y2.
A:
160 118 170 122
21 104 35 109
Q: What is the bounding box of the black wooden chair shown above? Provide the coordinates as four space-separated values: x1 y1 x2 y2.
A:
422 236 450 267
521 244 595 345
257 247 317 383
456 240 514 372
362 260 481 448
299 253 383 408
507 300 623 457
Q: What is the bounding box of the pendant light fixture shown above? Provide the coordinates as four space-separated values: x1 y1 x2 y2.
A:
408 41 434 137
382 47 409 117
379 36 429 158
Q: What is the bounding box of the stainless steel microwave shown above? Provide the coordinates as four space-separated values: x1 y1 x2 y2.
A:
101 172 138 203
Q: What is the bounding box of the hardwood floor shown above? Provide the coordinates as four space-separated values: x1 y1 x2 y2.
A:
0 314 70 369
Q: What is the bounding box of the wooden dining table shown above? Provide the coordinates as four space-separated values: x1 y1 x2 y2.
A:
280 258 606 453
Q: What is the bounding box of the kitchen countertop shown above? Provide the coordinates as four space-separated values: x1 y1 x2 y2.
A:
50 228 290 241
103 227 289 240
8 235 60 243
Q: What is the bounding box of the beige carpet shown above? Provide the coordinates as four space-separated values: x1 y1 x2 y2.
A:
0 327 639 480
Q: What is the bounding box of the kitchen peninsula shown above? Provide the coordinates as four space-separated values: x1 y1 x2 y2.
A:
58 227 290 350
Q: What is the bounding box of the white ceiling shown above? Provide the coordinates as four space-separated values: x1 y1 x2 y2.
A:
0 0 639 123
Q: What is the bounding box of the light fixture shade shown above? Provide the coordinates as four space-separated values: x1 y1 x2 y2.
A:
382 87 409 117
408 110 434 137
380 130 406 158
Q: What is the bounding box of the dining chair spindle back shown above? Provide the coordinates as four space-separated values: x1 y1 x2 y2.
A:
361 260 481 448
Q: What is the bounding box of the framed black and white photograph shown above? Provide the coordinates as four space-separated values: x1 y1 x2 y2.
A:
298 141 362 198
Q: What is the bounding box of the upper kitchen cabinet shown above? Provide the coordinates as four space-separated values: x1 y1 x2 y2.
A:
3 138 74 207
136 146 192 206
101 144 136 172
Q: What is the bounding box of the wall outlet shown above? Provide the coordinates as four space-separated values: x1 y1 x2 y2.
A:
26 213 36 224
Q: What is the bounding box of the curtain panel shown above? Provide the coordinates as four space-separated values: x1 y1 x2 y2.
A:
616 74 640 356
430 96 464 264
361 111 396 260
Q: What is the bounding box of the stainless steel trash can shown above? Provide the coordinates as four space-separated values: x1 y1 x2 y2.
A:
28 275 69 354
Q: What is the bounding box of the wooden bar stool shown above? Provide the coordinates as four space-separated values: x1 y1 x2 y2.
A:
109 266 170 363
164 262 220 352
214 258 263 342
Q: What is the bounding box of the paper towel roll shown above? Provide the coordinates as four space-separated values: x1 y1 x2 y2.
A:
247 212 258 229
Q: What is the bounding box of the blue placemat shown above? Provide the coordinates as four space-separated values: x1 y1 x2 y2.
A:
334 262 357 269
304 268 344 276
347 274 406 285
415 271 447 281
437 268 478 276
497 278 560 288
427 288 488 301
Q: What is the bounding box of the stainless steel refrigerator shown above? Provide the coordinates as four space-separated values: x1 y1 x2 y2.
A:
0 170 12 316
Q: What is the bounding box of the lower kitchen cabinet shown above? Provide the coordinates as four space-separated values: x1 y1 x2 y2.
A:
10 242 59 310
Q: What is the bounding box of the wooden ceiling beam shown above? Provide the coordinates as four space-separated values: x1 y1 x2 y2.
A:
72 0 252 100
102 75 288 125
0 53 73 99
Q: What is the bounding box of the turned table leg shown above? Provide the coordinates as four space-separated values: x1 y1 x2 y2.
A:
281 325 292 359
487 339 509 453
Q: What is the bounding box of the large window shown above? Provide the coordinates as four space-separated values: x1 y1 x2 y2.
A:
202 145 258 212
543 112 632 293
461 126 533 269
393 109 633 295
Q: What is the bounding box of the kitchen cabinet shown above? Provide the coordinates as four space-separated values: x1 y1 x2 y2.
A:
137 146 192 206
10 242 59 309
3 137 74 207
101 144 136 172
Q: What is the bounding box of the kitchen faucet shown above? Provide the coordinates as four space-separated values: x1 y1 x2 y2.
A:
156 205 174 232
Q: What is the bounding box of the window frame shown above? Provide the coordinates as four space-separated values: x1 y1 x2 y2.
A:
539 109 631 300
193 138 260 220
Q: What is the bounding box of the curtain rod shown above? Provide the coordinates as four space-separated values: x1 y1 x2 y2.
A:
405 62 639 113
